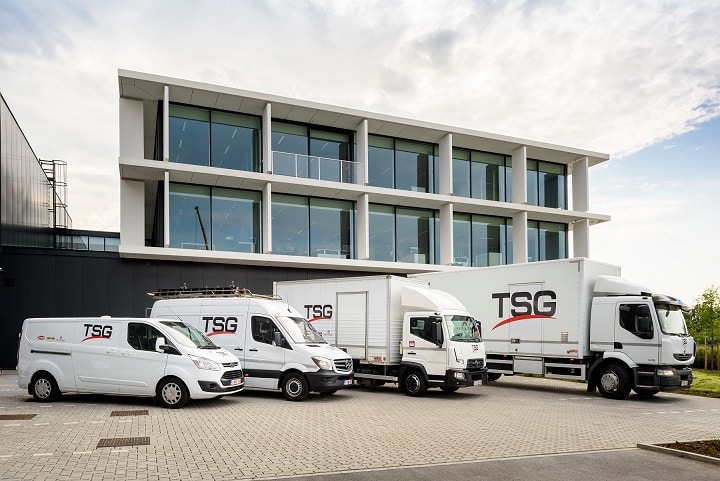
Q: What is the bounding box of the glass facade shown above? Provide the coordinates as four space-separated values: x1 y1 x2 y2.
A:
367 135 438 193
527 159 566 208
272 194 354 259
528 220 567 262
169 104 261 172
369 204 437 264
453 214 509 267
453 149 509 201
168 183 261 252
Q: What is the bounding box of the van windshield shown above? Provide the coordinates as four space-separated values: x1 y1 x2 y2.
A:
446 315 482 342
276 316 326 344
160 320 219 349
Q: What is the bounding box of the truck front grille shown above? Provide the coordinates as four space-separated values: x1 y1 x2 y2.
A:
467 358 485 370
673 353 692 362
334 359 353 372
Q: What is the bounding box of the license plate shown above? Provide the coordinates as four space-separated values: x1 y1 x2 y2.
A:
681 380 688 387
343 379 353 386
473 380 483 386
230 379 242 386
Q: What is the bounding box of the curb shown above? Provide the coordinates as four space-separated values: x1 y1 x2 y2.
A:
637 443 720 466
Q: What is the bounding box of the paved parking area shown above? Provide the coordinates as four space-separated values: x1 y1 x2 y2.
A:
1 373 719 480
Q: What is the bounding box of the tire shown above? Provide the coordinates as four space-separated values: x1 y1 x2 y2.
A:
281 373 309 401
441 386 459 393
402 370 427 397
30 373 61 402
596 363 632 400
156 377 189 409
634 387 660 397
487 373 503 382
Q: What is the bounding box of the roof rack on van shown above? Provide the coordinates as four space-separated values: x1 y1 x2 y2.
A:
147 286 282 301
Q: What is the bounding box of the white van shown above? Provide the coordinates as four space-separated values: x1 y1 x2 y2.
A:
17 317 244 408
149 288 354 401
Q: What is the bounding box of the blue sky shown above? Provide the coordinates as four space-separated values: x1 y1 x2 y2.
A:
0 0 718 304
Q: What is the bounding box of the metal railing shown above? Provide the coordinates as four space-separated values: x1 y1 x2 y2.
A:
272 151 358 183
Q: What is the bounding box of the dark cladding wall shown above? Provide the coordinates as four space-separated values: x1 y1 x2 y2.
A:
0 248 373 369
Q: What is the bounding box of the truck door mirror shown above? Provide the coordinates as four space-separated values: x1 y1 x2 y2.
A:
637 305 650 317
432 317 444 347
637 316 653 338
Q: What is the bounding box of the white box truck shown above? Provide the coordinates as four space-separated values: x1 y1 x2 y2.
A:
149 287 354 401
412 258 695 399
274 275 487 396
17 316 244 408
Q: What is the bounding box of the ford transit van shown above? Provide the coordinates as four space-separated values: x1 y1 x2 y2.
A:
17 317 244 408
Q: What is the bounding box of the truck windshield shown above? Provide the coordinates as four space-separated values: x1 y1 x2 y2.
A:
654 304 689 336
160 320 219 349
277 316 327 344
445 315 482 342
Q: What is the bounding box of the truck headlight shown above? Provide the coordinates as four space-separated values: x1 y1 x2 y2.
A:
312 357 333 371
189 355 220 371
453 372 466 380
657 369 676 377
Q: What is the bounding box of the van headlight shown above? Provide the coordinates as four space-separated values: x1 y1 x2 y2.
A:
657 368 676 377
453 372 466 380
189 355 220 371
312 357 333 371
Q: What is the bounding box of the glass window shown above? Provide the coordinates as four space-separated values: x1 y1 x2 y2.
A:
528 220 539 262
251 316 283 345
211 188 261 253
538 161 566 209
211 111 261 172
309 129 351 182
527 159 539 206
310 198 354 259
505 158 513 202
452 149 470 197
452 214 471 266
538 221 567 261
368 135 394 189
471 151 506 201
409 317 437 344
169 104 210 166
88 236 105 251
128 323 165 352
471 215 506 267
369 204 395 261
105 237 120 252
169 184 211 250
395 140 432 193
396 207 434 264
619 304 654 339
272 122 309 177
272 194 309 256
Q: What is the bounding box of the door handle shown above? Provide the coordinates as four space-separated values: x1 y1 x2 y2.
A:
234 348 243 351
407 351 416 355
249 348 258 352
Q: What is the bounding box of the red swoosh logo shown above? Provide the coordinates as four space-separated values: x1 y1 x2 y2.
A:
492 315 554 330
81 335 110 342
308 317 332 322
207 331 235 336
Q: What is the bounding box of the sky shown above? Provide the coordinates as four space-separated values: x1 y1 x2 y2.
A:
0 0 718 305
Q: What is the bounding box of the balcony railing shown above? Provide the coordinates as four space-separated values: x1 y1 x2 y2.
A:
272 151 357 183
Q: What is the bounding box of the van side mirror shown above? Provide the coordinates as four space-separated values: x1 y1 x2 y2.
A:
273 331 283 348
155 337 165 352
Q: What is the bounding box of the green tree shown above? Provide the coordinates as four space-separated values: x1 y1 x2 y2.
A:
689 286 720 370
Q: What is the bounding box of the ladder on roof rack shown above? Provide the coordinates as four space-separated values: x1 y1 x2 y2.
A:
146 286 282 301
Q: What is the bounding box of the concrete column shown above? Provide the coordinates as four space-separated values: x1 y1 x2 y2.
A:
164 171 170 248
439 133 452 195
119 98 144 160
440 203 453 264
357 193 369 259
571 156 589 212
356 119 368 185
263 103 272 173
163 86 169 162
512 146 527 204
512 211 528 264
120 179 145 247
263 183 272 253
573 219 590 258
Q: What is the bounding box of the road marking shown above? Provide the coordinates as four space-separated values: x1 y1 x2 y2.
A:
3 424 21 427
33 423 49 426
91 421 105 424
110 449 129 453
64 422 78 425
33 453 53 457
118 420 132 423
0 455 13 458
73 451 93 455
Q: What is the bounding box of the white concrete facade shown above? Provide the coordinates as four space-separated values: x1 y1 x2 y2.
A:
117 70 610 274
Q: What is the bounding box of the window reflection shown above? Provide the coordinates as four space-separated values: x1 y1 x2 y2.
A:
527 159 566 208
211 111 260 172
454 213 509 267
169 184 212 250
169 105 210 166
272 194 309 256
367 135 394 189
369 204 395 261
368 135 437 193
211 188 261 253
369 204 437 264
528 220 566 262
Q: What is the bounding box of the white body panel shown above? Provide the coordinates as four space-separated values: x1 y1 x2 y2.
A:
17 317 242 404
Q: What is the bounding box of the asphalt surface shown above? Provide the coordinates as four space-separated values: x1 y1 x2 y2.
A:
1 372 718 480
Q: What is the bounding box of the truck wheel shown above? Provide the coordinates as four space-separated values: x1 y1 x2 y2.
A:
156 377 189 409
487 373 502 382
596 364 631 400
441 387 459 393
633 387 660 397
403 370 427 397
31 373 61 402
281 373 309 401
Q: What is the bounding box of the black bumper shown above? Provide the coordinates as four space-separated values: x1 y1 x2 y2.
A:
445 369 488 388
198 379 245 393
657 366 693 391
306 371 354 393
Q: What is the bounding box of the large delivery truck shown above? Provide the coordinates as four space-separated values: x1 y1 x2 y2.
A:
274 275 488 396
411 258 695 399
149 287 354 401
17 316 244 408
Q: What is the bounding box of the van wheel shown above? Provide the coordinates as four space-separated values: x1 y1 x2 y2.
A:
596 363 631 400
281 373 309 401
31 373 60 402
403 370 427 397
156 377 189 409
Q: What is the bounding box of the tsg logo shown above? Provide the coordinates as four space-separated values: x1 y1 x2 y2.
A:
490 290 557 330
203 316 238 336
82 324 113 342
304 305 332 321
